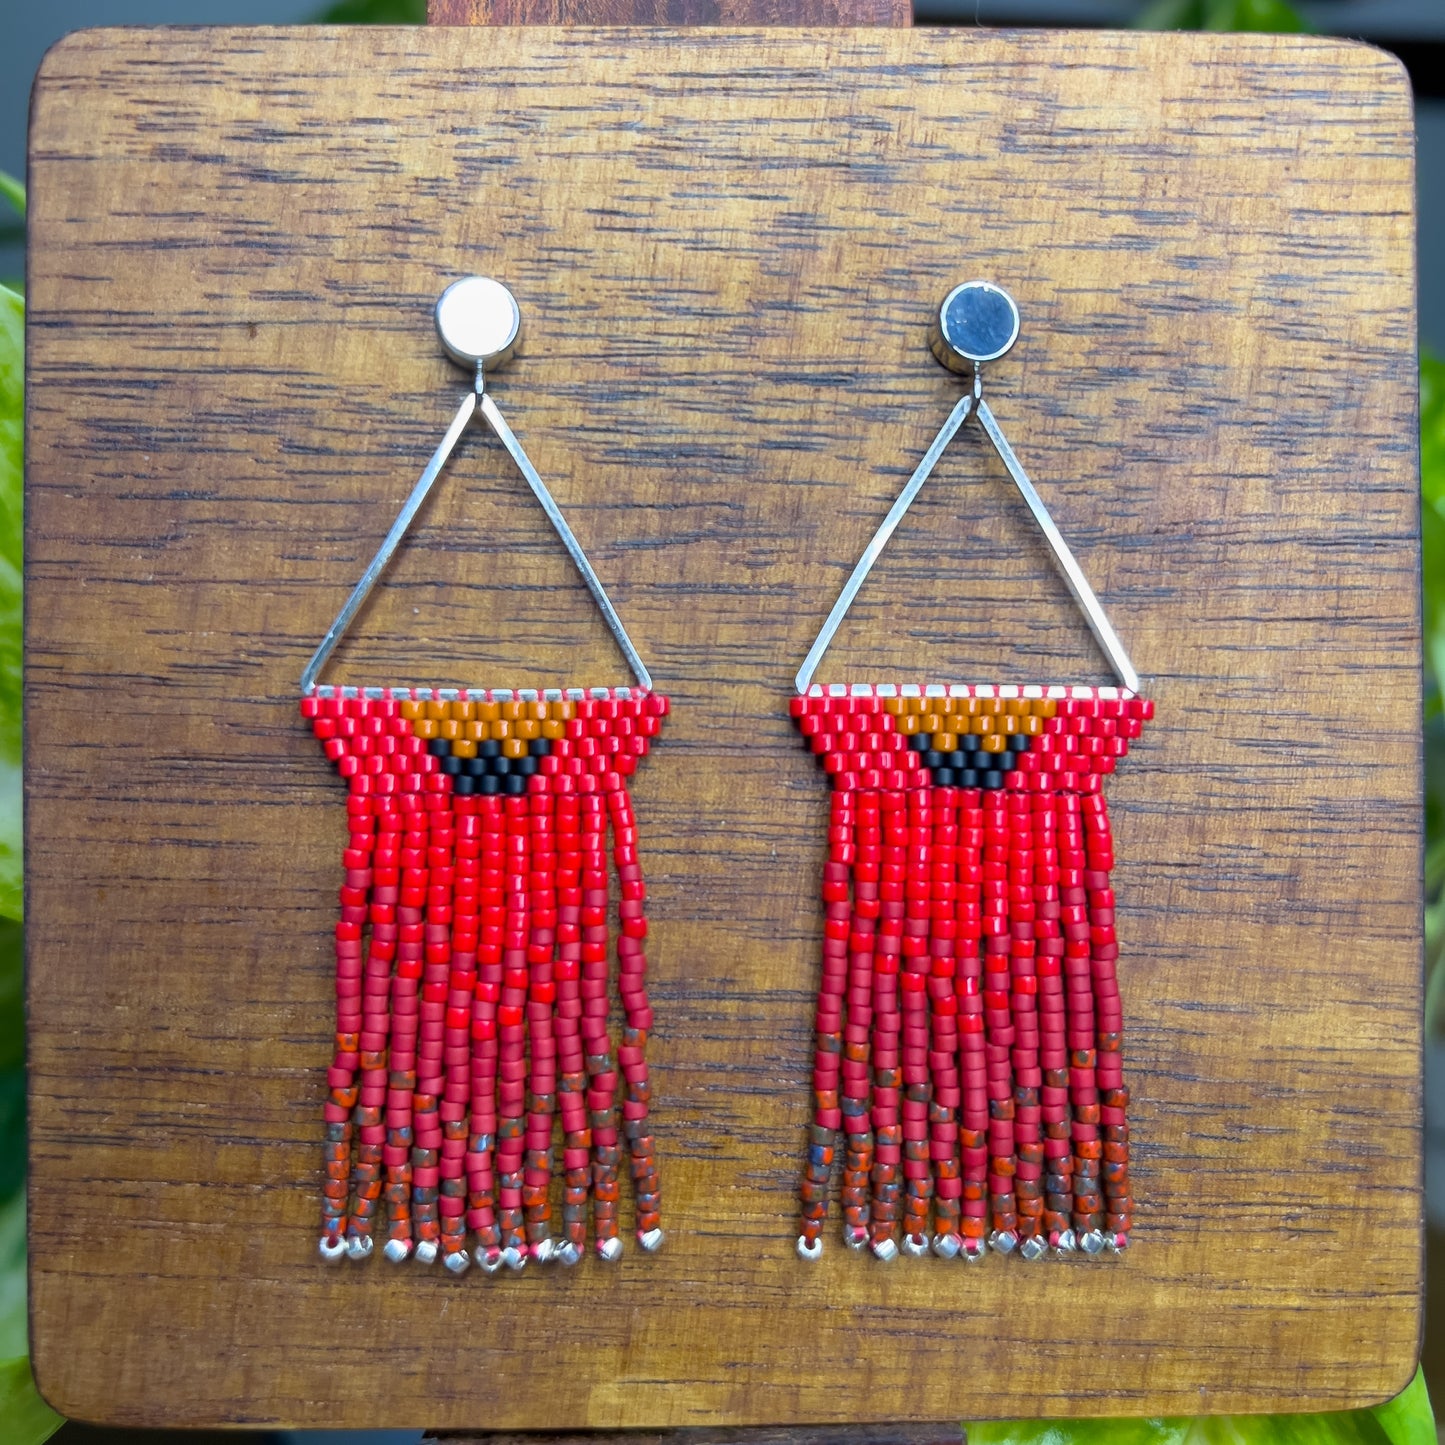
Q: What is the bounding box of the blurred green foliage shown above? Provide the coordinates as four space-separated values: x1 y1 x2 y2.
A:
1136 0 1308 30
968 1370 1436 1445
0 176 59 1444
316 0 425 20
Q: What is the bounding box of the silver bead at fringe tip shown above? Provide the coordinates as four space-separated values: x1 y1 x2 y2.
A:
318 1235 348 1264
796 1235 823 1262
475 1245 504 1274
554 1241 583 1267
1103 1231 1125 1256
413 1238 438 1266
638 1227 665 1254
597 1236 624 1262
1080 1229 1106 1256
501 1245 528 1271
1019 1235 1048 1262
532 1237 557 1265
932 1233 961 1260
961 1239 988 1263
988 1229 1018 1256
444 1249 472 1276
871 1237 899 1262
382 1237 413 1264
345 1234 374 1262
1053 1228 1078 1259
901 1233 930 1259
844 1226 868 1252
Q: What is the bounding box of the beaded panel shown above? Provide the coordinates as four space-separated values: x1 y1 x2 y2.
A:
790 685 1151 1262
301 685 668 1274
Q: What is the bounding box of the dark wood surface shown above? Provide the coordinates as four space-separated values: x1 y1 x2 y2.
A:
429 0 910 23
427 1429 963 1444
25 25 1420 1431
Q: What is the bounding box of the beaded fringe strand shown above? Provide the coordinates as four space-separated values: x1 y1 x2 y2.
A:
303 685 667 1274
791 683 1151 1262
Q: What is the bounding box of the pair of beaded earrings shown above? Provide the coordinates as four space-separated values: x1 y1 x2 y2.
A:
301 276 1150 1278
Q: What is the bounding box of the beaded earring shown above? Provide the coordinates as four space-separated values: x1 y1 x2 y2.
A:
301 278 667 1277
791 282 1152 1265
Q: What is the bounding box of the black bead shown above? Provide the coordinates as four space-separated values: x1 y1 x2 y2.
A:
923 751 943 770
530 737 551 756
493 757 511 776
479 739 501 758
983 770 1004 789
453 775 475 795
515 755 538 776
439 755 462 775
428 738 451 757
958 768 978 787
934 768 956 787
503 775 527 795
478 775 500 795
464 757 487 777
908 733 930 751
1009 734 1030 752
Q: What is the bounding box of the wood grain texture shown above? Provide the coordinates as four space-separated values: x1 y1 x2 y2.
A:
428 1428 963 1444
24 26 1420 1431
428 0 910 26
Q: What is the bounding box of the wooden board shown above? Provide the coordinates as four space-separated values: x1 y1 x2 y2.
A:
428 0 910 24
24 26 1420 1431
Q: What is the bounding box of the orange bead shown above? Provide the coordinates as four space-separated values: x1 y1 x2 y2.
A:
450 700 474 721
502 738 527 759
922 713 942 733
982 733 1007 754
440 719 461 741
399 700 423 720
452 739 478 759
899 714 921 735
933 731 958 753
500 701 523 722
542 719 566 740
883 697 905 715
1033 697 1058 718
415 719 439 740
517 719 541 740
491 719 511 740
464 720 486 741
476 701 500 722
425 699 448 721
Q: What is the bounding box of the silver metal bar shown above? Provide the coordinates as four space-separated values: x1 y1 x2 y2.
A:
479 392 653 693
795 393 975 695
974 397 1139 694
301 391 478 694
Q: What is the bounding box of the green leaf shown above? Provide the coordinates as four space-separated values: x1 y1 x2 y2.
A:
0 285 20 925
1135 0 1309 30
0 1359 61 1445
1205 0 1309 30
313 0 426 21
0 178 21 223
0 1194 58 1445
966 1371 1436 1445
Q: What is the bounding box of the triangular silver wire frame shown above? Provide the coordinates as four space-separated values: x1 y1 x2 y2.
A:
300 380 653 695
794 371 1140 696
